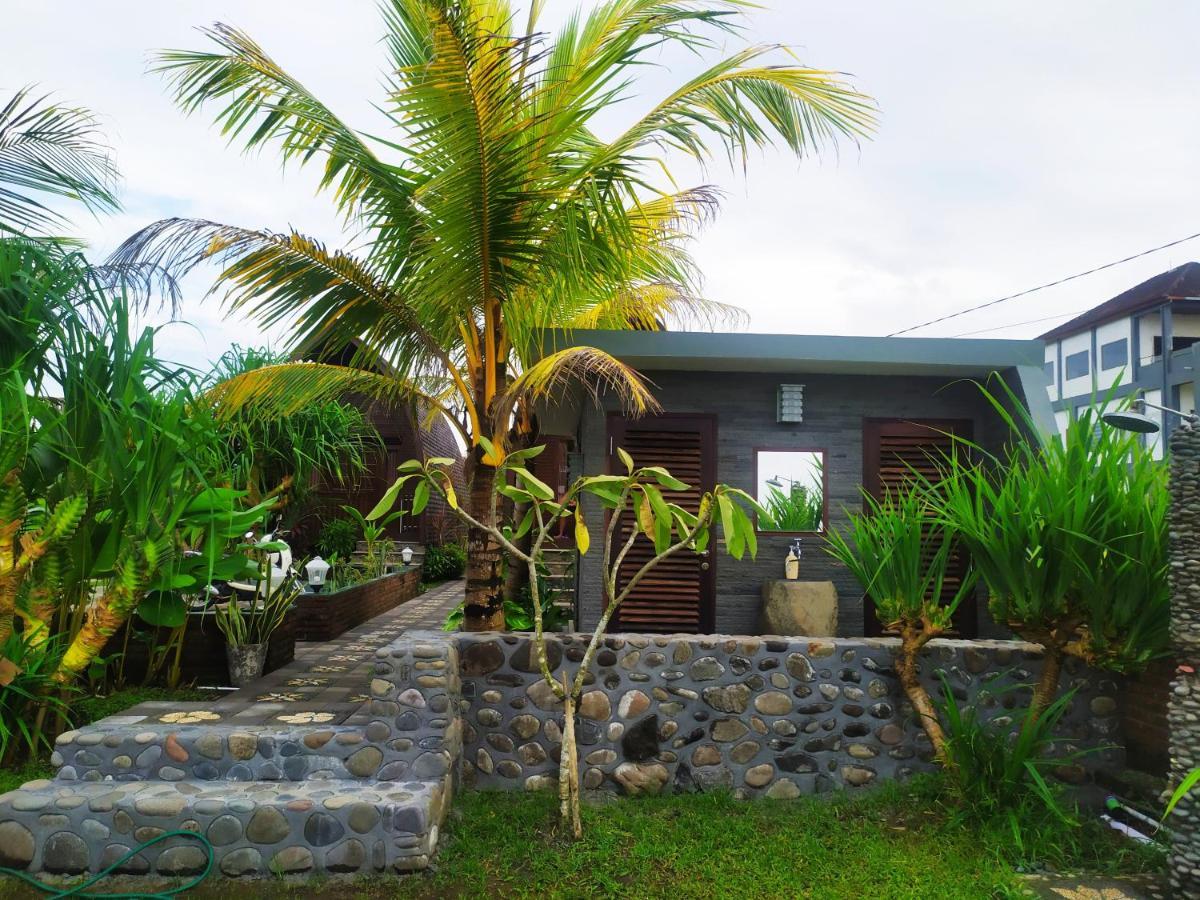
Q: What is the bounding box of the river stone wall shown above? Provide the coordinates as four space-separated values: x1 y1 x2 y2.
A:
1168 423 1200 897
450 631 1122 797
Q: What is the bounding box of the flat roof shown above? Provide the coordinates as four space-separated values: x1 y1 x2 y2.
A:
548 330 1044 377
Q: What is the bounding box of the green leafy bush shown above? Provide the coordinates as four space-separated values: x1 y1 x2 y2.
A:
0 633 74 764
935 674 1088 834
934 385 1168 714
424 543 466 581
316 517 358 560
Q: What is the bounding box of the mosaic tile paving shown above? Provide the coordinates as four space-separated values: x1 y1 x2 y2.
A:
115 580 464 728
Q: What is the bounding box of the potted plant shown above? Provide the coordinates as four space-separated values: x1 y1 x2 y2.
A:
215 538 300 686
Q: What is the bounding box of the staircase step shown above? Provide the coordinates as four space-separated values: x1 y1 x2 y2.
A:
0 778 446 876
50 722 448 784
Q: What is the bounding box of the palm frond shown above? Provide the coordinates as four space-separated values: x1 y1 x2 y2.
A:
0 87 120 235
204 361 471 445
499 346 660 422
154 24 417 233
109 218 446 368
611 48 875 169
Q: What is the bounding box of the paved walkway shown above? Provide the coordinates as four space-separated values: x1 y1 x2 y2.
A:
108 580 464 729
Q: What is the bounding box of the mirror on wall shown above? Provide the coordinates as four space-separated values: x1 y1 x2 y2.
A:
755 450 825 533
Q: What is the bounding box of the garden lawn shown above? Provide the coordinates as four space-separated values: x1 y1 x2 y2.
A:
0 778 1160 900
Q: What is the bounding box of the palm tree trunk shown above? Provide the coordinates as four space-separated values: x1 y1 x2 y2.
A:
1029 643 1065 719
897 624 950 766
463 459 505 631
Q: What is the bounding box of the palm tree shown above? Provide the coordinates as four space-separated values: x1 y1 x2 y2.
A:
0 87 119 237
113 0 875 629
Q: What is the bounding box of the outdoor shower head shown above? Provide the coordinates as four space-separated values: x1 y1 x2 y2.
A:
1101 408 1161 434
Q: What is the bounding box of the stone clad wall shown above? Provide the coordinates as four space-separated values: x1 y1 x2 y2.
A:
450 631 1121 797
1168 424 1200 897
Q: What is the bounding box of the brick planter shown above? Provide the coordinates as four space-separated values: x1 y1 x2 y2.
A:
107 609 297 687
293 566 422 641
1120 657 1173 775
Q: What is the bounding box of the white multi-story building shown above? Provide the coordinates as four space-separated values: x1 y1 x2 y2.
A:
1042 262 1200 457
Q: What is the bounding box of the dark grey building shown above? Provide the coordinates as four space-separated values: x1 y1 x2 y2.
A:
536 330 1052 639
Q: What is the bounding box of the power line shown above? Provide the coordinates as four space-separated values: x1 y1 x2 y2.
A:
950 309 1086 338
888 230 1200 337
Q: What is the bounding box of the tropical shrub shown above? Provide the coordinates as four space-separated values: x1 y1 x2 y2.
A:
935 675 1086 832
316 518 358 561
204 345 379 514
424 544 466 582
824 486 977 762
374 443 762 836
935 385 1168 716
341 504 402 579
0 633 74 764
442 572 570 633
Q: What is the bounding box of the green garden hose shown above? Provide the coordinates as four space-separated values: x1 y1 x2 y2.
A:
0 829 213 899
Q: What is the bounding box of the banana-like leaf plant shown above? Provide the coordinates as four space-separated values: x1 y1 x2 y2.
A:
111 0 875 630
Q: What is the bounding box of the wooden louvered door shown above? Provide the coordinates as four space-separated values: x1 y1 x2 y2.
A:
862 418 977 638
607 414 716 633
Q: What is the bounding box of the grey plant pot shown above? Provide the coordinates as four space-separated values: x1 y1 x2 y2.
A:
226 643 268 687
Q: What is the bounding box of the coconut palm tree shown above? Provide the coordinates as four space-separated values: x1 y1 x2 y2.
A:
112 0 875 629
0 87 119 237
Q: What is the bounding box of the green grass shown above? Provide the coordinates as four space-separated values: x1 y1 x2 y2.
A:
0 778 1163 899
0 761 54 795
72 685 221 725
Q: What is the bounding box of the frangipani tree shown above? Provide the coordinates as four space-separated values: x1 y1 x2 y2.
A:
113 0 874 629
371 443 761 835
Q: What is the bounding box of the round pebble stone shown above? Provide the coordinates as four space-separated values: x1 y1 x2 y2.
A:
219 847 262 877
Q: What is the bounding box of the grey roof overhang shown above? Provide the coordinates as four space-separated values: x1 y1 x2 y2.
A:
545 329 1045 377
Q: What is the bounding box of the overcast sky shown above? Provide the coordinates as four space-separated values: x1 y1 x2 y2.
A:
8 1 1200 370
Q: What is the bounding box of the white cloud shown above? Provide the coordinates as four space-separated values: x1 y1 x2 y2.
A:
6 0 1200 364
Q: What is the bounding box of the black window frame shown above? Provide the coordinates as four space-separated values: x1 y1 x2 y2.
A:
1064 349 1089 380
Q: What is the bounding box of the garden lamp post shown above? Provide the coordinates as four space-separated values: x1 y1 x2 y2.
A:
1101 397 1199 434
304 556 330 593
401 546 414 566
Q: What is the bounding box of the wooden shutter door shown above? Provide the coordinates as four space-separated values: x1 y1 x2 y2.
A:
862 419 977 637
607 415 716 633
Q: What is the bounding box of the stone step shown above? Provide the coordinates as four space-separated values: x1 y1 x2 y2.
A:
0 777 447 877
51 721 455 785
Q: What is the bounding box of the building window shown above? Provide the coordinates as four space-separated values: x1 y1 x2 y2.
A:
1100 338 1128 371
755 450 825 533
1152 335 1200 357
1044 360 1055 384
1064 350 1089 380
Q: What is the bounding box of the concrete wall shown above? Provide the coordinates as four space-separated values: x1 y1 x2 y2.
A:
576 370 1022 638
456 632 1122 798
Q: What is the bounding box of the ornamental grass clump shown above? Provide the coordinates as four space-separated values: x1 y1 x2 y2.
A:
824 485 977 763
935 383 1168 717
